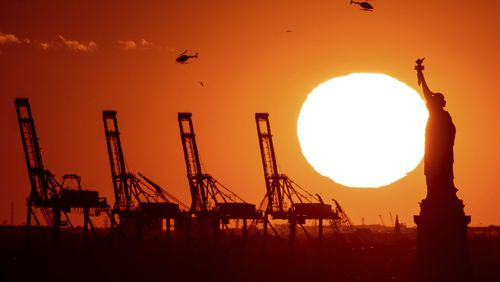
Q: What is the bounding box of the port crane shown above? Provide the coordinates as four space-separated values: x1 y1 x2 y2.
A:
15 98 108 240
331 198 357 233
103 110 187 240
255 113 343 243
178 112 260 239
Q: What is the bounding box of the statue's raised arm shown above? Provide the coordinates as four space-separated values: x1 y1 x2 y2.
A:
415 58 433 102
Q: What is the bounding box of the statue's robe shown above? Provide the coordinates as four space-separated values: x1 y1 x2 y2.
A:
424 104 456 198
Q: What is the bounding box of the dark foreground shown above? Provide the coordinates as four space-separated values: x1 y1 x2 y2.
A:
0 226 498 282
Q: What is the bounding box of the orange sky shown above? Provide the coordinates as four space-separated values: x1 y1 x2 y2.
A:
1 0 499 226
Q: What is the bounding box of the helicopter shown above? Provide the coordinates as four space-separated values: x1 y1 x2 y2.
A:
350 0 374 12
176 50 198 64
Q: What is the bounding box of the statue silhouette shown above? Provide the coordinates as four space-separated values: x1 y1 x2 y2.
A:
413 59 473 282
415 58 457 199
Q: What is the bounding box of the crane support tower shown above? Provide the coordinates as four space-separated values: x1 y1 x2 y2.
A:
178 112 260 239
15 98 108 240
255 113 341 243
103 110 186 240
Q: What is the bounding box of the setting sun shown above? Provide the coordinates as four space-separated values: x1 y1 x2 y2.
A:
297 73 429 188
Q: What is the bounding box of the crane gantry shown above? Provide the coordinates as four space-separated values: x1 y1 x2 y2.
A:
103 110 187 240
16 98 108 240
255 113 343 242
178 112 260 238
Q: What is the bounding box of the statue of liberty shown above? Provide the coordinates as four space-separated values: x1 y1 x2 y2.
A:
415 58 457 199
413 58 472 282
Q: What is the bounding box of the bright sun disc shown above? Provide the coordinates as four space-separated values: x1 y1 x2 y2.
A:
297 73 428 188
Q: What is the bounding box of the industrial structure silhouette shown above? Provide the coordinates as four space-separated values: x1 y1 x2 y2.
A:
14 98 355 245
5 65 494 280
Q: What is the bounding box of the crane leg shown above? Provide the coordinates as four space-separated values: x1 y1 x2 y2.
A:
263 216 268 239
25 201 32 242
52 206 61 242
110 212 116 238
290 218 296 247
319 218 323 243
243 218 248 241
83 207 89 240
166 218 171 244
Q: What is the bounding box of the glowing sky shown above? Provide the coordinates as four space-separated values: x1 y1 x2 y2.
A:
1 0 499 226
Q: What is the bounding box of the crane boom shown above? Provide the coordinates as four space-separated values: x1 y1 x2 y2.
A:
15 98 56 206
103 111 131 212
15 98 60 227
178 112 208 213
255 113 284 213
255 113 280 180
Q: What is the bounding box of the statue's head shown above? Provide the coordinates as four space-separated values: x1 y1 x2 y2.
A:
431 92 446 108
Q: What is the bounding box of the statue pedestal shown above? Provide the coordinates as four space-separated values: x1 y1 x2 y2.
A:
414 195 473 282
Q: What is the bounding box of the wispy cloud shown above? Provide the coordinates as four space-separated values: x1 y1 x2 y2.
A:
118 40 137 50
1 33 169 54
0 32 21 45
58 35 96 52
39 42 50 50
140 38 153 47
118 38 156 50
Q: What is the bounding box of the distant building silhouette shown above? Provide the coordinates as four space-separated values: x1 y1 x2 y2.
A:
394 215 401 234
